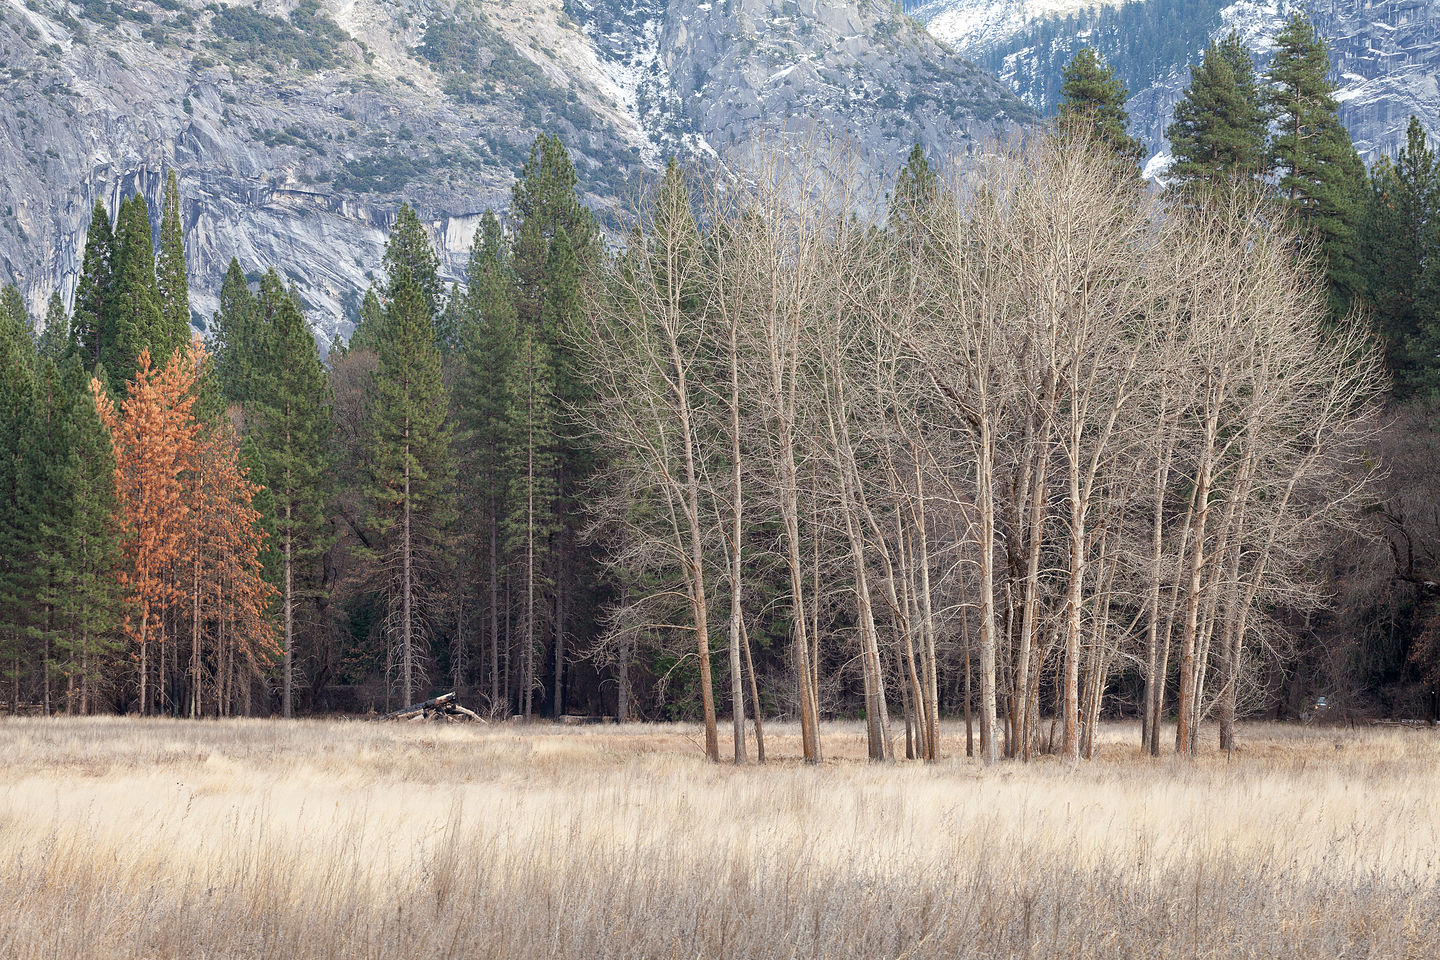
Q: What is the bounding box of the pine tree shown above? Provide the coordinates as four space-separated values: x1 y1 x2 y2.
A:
26 357 79 713
1057 48 1147 176
349 285 384 352
102 194 163 391
1361 117 1438 392
383 205 444 342
507 322 559 719
70 199 114 368
512 134 600 328
209 258 259 405
60 354 123 713
890 143 941 232
249 274 334 717
1267 12 1368 314
509 135 600 716
1166 32 1268 190
154 170 193 363
37 292 69 361
364 205 456 707
0 287 36 706
457 211 521 711
184 411 279 718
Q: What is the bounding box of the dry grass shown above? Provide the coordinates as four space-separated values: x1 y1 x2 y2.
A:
1 718 1437 958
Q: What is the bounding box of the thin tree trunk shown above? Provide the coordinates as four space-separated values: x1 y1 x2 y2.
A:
740 615 766 763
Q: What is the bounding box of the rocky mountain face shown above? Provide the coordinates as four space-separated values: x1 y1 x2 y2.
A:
910 0 1440 175
0 0 1028 342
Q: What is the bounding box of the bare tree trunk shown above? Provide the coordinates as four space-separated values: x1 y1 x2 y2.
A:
962 602 974 758
740 615 766 763
975 415 1001 763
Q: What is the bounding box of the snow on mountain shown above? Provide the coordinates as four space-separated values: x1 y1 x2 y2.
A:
911 0 1440 171
0 0 1026 336
911 0 1125 56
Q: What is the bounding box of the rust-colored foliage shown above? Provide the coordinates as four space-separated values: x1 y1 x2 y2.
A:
93 341 277 714
93 346 201 708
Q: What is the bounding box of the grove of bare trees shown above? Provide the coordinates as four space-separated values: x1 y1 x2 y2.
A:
582 132 1384 762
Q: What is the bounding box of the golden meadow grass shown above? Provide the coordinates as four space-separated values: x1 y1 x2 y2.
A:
1 718 1437 958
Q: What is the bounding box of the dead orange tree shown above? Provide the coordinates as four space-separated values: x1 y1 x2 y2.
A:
93 346 201 715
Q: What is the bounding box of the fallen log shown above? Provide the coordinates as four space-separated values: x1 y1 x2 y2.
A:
381 692 457 721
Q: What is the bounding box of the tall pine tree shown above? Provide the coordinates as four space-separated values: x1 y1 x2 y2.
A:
1267 12 1368 314
249 273 334 717
1360 116 1438 392
0 287 36 708
509 134 600 716
70 199 114 368
457 211 522 711
1166 32 1269 191
1057 48 1147 176
209 258 260 405
154 170 193 362
364 204 456 707
102 194 162 390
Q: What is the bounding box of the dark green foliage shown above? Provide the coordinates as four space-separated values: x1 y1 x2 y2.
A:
248 272 334 573
0 286 36 695
1056 48 1146 176
974 0 1229 119
209 258 260 405
154 170 192 362
512 135 600 328
382 205 444 340
207 1 353 73
1165 33 1268 190
1360 117 1438 394
69 199 113 368
101 193 161 390
37 292 69 362
247 273 336 714
363 205 457 701
349 285 384 352
1266 12 1368 314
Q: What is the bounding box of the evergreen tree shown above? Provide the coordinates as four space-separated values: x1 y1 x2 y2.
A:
102 194 162 390
1166 32 1268 190
349 284 384 352
1360 117 1438 392
457 212 521 709
0 287 36 703
383 205 444 342
60 354 123 712
507 322 560 720
69 199 114 368
154 170 193 362
508 135 601 716
890 143 941 231
209 258 259 405
26 357 79 712
38 293 69 361
1057 47 1147 176
512 134 600 328
1266 12 1368 313
249 273 334 717
364 206 457 707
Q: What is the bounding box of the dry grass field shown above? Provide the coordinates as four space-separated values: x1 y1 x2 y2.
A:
1 718 1437 959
